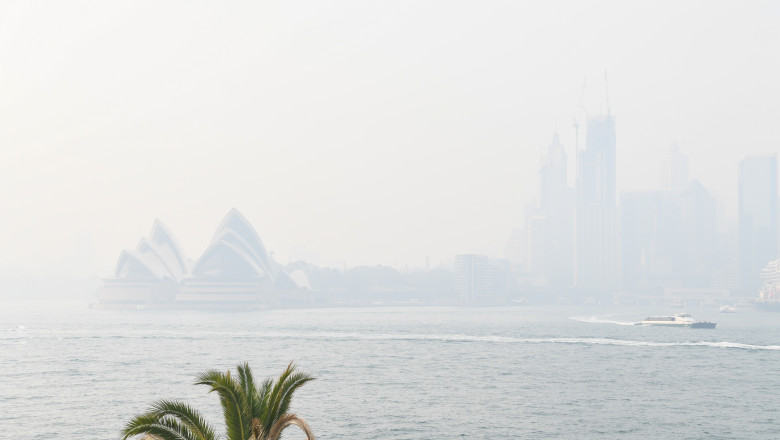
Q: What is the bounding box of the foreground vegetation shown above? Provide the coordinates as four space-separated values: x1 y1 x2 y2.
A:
122 362 315 440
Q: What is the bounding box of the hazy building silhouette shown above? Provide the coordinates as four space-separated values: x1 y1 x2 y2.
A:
670 180 718 285
575 114 619 292
739 154 778 293
509 133 575 290
620 190 665 291
505 227 527 275
526 212 547 281
540 132 570 209
712 257 741 292
661 144 689 191
536 132 575 288
621 180 717 292
455 254 509 303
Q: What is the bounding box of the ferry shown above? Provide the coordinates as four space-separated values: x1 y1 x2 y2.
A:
636 313 716 328
636 313 693 326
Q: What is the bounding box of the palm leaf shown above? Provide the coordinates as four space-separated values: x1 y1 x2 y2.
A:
267 413 315 440
254 377 275 437
262 363 296 430
195 370 251 440
149 400 217 440
273 371 315 423
122 412 195 440
237 362 262 418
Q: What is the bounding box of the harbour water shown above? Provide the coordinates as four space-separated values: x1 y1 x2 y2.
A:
2 302 780 439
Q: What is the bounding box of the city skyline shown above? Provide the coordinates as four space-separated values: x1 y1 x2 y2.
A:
1 1 779 281
2 104 778 280
508 115 778 297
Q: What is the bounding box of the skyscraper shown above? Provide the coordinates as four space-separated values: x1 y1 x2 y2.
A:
578 115 616 206
526 213 548 279
620 180 717 292
661 144 689 191
575 114 619 292
620 190 665 291
536 132 575 288
540 132 569 211
739 154 778 293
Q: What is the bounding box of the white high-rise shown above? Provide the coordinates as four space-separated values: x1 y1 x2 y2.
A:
575 114 619 292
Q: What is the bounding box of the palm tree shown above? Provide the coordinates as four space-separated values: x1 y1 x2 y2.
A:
122 362 315 440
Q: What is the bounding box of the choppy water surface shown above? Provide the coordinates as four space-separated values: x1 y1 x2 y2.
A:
2 302 780 439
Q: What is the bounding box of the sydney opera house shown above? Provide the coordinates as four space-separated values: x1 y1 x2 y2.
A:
96 209 310 310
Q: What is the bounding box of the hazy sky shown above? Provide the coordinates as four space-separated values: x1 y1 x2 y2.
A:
1 1 779 278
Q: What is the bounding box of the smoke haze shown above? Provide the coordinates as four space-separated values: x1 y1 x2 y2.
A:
1 1 779 281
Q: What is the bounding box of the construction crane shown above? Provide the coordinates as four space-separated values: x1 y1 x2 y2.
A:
573 75 587 153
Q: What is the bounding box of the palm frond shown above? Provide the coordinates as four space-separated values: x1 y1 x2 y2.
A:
121 412 195 440
237 362 262 418
195 369 251 440
273 371 315 423
253 377 275 437
261 363 296 429
149 400 217 440
267 413 315 440
258 377 273 410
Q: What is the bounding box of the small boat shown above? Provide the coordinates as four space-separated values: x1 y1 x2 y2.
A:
719 305 736 313
691 321 716 329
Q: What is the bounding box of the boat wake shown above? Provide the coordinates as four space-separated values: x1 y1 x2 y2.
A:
250 331 780 351
537 338 780 351
5 326 777 351
258 331 519 344
570 316 637 326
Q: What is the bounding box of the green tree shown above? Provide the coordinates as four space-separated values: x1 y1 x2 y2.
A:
122 362 315 440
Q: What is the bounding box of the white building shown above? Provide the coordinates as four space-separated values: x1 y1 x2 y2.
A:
97 209 308 309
